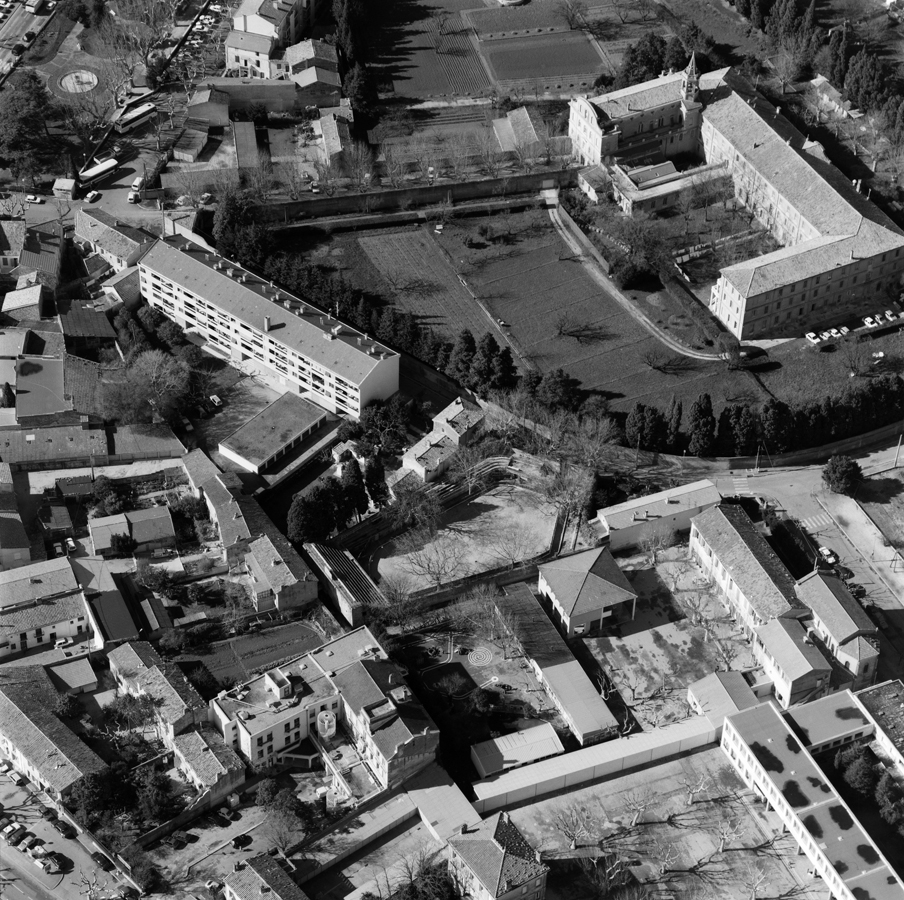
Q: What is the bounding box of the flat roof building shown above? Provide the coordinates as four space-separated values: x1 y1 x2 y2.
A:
138 238 399 418
219 392 327 474
470 722 565 779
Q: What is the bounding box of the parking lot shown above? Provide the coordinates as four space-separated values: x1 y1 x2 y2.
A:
0 775 123 900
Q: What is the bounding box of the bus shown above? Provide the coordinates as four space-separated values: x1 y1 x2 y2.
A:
77 158 118 187
114 102 157 134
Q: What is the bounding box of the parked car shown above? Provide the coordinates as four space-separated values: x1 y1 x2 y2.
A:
863 316 877 327
85 190 101 203
209 394 222 407
829 328 841 338
874 313 885 325
128 191 140 204
65 537 76 552
819 331 832 341
25 194 43 203
18 835 37 853
7 771 25 785
39 805 57 820
11 44 25 56
886 309 897 321
91 851 113 870
231 834 250 849
7 829 28 847
818 546 838 565
839 325 850 335
51 819 75 838
23 30 35 42
805 332 820 344
0 760 10 774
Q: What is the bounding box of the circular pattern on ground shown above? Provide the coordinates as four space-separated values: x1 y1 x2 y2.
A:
59 70 98 93
469 647 493 666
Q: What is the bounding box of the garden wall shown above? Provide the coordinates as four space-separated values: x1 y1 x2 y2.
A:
251 169 577 223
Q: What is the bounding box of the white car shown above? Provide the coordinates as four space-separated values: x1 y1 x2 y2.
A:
829 328 841 338
863 316 876 327
839 326 850 335
873 313 885 325
85 190 100 203
209 394 222 407
25 194 43 204
885 309 897 321
65 537 76 551
819 331 832 341
805 332 820 344
818 546 838 565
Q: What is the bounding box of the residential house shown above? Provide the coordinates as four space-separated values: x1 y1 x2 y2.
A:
209 627 439 787
16 221 64 292
224 855 311 900
172 728 245 804
108 641 207 745
0 284 46 324
432 397 484 446
38 501 74 540
244 535 318 613
88 507 175 556
283 38 338 76
74 209 155 272
0 218 25 279
187 87 231 126
101 266 142 308
46 657 98 694
538 547 637 636
304 543 389 627
686 670 759 738
320 113 350 166
69 556 140 645
58 300 117 354
0 665 107 802
138 237 399 418
0 558 99 658
0 492 30 571
190 77 298 113
795 571 880 690
447 812 548 900
290 67 341 107
594 479 721 551
401 398 485 482
224 30 277 78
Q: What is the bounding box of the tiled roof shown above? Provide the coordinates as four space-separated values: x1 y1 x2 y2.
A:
236 495 314 588
539 547 636 618
88 512 129 552
202 473 250 547
1 284 43 312
448 813 547 897
225 854 311 900
0 491 28 550
102 266 141 306
0 557 80 606
591 71 686 119
321 114 350 158
285 38 338 69
795 571 876 647
225 30 274 54
182 448 222 492
755 617 832 682
46 657 98 693
292 66 341 90
0 219 25 255
688 671 758 726
245 535 300 595
20 221 63 279
59 300 116 339
0 665 106 793
172 728 244 787
471 722 564 777
109 639 165 674
126 506 174 544
135 663 205 726
74 209 155 264
64 355 104 418
692 505 803 620
433 397 484 436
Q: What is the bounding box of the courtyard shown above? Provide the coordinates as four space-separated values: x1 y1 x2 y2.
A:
373 484 557 591
511 746 825 900
586 546 757 729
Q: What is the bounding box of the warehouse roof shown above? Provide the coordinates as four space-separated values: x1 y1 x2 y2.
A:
795 571 877 647
599 479 721 531
471 722 564 778
138 239 396 385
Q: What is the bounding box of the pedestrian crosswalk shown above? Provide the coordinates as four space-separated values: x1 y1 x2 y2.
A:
731 474 751 495
799 512 832 534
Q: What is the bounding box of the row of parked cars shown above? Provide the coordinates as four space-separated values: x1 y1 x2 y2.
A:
806 309 902 344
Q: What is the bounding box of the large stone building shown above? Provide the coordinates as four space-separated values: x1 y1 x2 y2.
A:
569 59 904 339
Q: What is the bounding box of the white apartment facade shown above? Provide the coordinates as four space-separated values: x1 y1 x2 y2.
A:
138 239 399 418
227 0 324 77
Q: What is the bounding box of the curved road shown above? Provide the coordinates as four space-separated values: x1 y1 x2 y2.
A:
547 203 721 361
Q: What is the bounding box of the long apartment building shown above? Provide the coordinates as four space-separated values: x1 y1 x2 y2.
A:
138 238 399 418
209 627 439 789
569 62 904 338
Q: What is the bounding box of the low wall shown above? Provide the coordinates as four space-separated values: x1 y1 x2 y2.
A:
131 789 218 850
252 169 577 223
472 716 717 812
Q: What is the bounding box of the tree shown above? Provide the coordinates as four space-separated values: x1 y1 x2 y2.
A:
717 819 745 853
133 766 175 824
622 789 655 827
556 0 588 29
287 482 337 543
537 368 581 411
489 522 538 567
638 521 675 564
341 457 370 519
470 332 502 393
665 395 683 451
554 802 598 849
109 533 137 557
391 482 443 536
344 141 374 192
397 528 467 589
343 63 377 116
688 393 716 456
844 753 877 796
0 70 57 183
679 772 711 805
106 693 157 731
450 444 489 496
266 808 303 853
101 350 192 424
613 33 667 90
256 778 280 807
822 454 861 495
446 329 476 385
365 456 389 507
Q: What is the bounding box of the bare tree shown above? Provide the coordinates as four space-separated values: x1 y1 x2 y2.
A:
344 141 374 192
79 870 111 900
208 165 242 198
640 347 668 372
653 839 679 874
489 522 538 568
840 337 870 376
478 129 505 178
716 819 745 853
450 445 490 496
573 415 619 469
679 773 711 806
266 809 302 853
397 528 467 589
622 789 655 827
278 156 308 200
381 143 406 188
578 855 629 899
556 0 588 29
169 167 208 204
554 802 598 849
313 157 340 195
511 138 535 173
680 593 707 627
772 45 804 95
638 521 676 564
245 151 276 200
446 131 474 180
714 636 739 671
391 483 443 536
743 861 768 900
407 135 436 183
610 0 630 23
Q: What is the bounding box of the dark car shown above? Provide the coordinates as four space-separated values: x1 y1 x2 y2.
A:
51 820 75 838
39 806 57 820
231 834 250 849
23 31 35 42
91 851 113 871
11 44 25 56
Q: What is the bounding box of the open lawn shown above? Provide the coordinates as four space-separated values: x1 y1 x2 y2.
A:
436 209 763 412
358 229 493 343
586 547 755 729
856 469 904 551
511 745 823 900
374 484 556 590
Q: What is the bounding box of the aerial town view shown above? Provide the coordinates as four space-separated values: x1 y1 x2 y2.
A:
6 0 904 898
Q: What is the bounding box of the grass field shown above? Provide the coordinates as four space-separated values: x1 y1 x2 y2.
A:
857 470 904 551
358 229 492 343
482 32 604 82
435 209 763 412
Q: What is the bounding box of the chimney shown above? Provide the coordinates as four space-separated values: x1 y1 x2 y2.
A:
500 811 509 824
459 824 468 834
264 315 271 332
775 106 781 117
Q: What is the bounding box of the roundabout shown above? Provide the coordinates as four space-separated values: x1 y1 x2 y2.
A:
59 70 98 93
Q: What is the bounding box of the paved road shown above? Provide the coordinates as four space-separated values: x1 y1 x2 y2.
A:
0 3 51 80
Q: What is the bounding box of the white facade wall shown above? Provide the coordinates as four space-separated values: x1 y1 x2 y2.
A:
138 265 398 419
